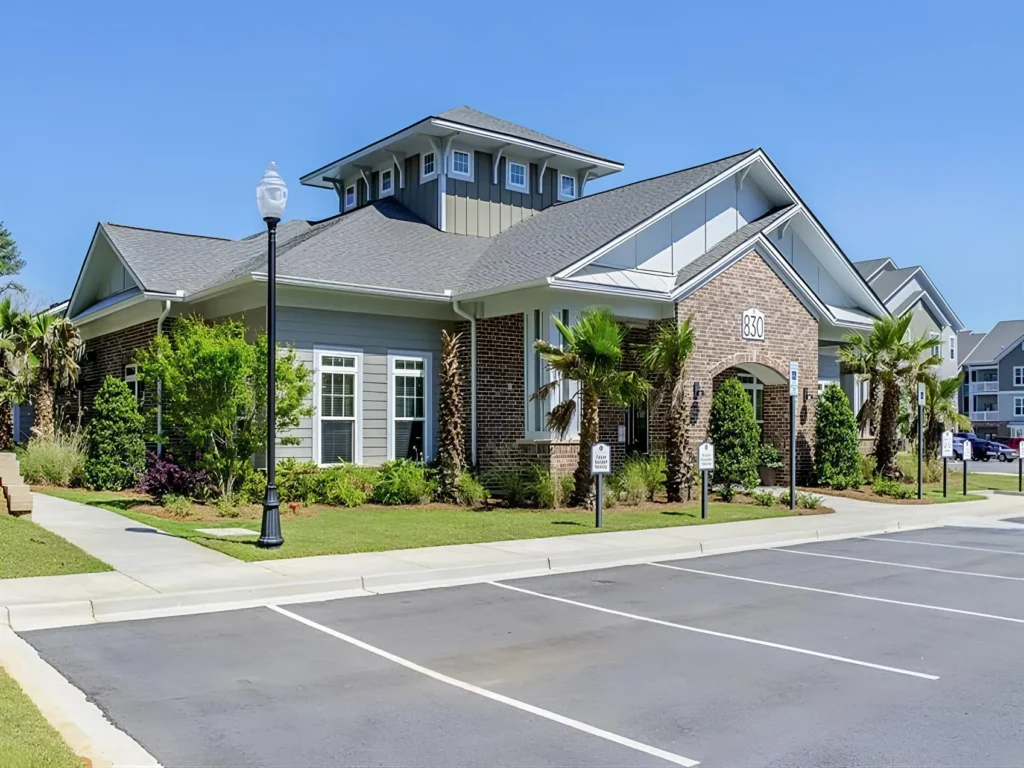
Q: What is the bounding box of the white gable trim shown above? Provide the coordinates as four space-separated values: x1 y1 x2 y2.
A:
67 224 148 319
861 258 895 283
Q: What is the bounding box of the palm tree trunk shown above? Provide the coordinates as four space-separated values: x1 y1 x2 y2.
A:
32 381 55 440
0 402 12 451
875 382 900 478
665 380 687 502
573 388 599 508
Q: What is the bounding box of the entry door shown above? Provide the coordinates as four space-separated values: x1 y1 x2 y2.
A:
626 398 649 455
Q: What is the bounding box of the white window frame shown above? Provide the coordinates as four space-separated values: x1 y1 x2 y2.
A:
344 184 356 211
420 151 436 182
558 173 577 201
524 308 579 439
949 335 956 361
1015 366 1024 387
1011 426 1024 438
378 166 394 198
506 159 529 193
449 148 474 181
737 374 764 424
1015 397 1024 418
387 351 433 461
929 332 940 359
313 347 363 466
124 364 140 401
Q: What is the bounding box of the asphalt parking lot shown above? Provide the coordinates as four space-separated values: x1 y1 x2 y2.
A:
23 523 1024 767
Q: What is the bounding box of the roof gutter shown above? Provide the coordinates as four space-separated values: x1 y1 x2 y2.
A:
156 298 173 456
451 301 477 468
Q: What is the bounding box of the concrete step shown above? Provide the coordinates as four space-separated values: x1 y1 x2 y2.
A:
5 484 32 516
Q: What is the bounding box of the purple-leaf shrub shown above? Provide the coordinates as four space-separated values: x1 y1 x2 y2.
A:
137 451 211 500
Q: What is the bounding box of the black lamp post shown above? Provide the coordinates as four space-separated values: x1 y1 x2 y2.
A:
256 162 288 549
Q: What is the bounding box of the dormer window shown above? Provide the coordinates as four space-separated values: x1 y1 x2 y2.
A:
559 173 577 201
450 149 473 181
344 184 356 211
421 151 436 181
379 167 394 197
506 160 528 193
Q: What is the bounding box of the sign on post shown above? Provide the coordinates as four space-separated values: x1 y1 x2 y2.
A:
917 382 926 407
789 361 799 397
698 442 715 471
962 440 972 462
590 443 611 475
941 430 954 459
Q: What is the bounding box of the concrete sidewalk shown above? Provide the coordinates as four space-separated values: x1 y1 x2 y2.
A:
3 490 1022 631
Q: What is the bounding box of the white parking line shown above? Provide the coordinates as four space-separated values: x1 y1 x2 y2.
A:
489 582 937 681
774 548 1024 581
648 562 1024 625
857 536 1024 557
266 605 699 767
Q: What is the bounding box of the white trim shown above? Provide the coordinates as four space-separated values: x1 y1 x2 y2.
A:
420 151 436 183
68 224 149 319
492 144 510 185
252 273 452 302
861 258 896 283
449 148 474 181
124 364 139 400
313 347 363 466
558 173 577 201
386 350 433 461
387 151 406 189
1016 367 1024 388
378 165 395 198
949 335 956 362
343 184 357 211
505 159 529 193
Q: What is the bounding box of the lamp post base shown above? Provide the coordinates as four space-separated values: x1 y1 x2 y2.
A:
257 484 284 549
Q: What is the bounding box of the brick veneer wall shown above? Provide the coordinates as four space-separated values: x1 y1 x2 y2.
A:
75 320 162 424
676 249 819 483
468 313 525 473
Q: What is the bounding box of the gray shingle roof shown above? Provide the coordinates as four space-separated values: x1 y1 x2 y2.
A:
957 330 985 365
673 205 795 287
867 266 918 302
853 258 892 280
436 106 614 162
457 150 756 295
962 320 1024 365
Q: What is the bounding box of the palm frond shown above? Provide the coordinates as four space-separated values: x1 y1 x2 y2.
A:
546 398 578 436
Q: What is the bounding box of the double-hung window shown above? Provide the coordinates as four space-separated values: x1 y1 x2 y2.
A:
421 151 435 181
525 309 578 438
317 352 360 465
379 168 393 197
1015 366 1024 387
390 354 430 460
450 149 473 180
124 364 140 402
559 174 577 201
1015 397 1024 418
344 185 356 210
506 160 528 193
737 374 764 424
949 335 956 361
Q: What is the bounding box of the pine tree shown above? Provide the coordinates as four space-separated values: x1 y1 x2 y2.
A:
435 330 465 502
0 223 26 296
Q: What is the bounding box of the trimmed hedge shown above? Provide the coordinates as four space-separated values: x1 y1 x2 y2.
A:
85 377 146 490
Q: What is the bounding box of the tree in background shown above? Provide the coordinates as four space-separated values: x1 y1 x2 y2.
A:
0 222 26 297
434 330 464 503
839 312 938 479
25 313 83 440
84 376 146 490
813 383 862 489
642 316 695 502
707 377 760 501
135 315 312 497
917 373 970 460
0 298 34 449
533 307 649 507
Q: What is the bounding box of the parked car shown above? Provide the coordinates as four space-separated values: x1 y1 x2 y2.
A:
1003 437 1024 453
953 435 990 461
984 441 1018 462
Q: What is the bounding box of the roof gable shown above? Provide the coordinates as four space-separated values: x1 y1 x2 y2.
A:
963 320 1024 365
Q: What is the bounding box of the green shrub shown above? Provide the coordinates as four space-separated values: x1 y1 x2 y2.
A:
84 377 146 490
872 475 915 499
749 489 777 507
759 443 783 469
610 460 647 506
620 454 666 501
215 494 240 518
276 459 322 505
708 378 760 498
558 474 575 508
19 431 86 486
239 469 268 505
455 472 488 507
813 383 861 490
524 465 557 509
778 490 791 507
163 493 192 517
896 453 943 484
796 491 824 509
859 453 875 484
372 459 431 505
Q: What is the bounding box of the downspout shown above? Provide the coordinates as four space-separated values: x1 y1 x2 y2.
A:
155 299 172 455
452 300 477 469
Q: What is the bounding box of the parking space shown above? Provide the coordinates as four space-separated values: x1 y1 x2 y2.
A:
23 524 1024 766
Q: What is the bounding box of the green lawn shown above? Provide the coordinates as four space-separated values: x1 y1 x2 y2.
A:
0 513 110 580
0 666 81 767
39 488 800 562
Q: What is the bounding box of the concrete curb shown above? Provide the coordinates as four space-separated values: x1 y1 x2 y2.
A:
0 626 159 767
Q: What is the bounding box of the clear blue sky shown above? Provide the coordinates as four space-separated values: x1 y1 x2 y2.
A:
1 0 1020 330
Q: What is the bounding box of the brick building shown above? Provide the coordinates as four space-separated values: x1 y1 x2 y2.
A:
60 107 892 483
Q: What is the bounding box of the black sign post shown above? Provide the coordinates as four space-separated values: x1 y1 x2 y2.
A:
789 362 798 511
941 430 953 499
591 443 611 528
962 441 970 497
698 442 714 521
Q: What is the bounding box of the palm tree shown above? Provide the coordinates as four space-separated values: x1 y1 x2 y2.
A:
0 298 34 449
641 316 695 502
839 311 937 478
25 313 84 440
532 307 650 506
916 373 969 460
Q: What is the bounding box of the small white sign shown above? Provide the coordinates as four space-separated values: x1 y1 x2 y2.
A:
941 430 954 458
917 382 926 407
617 425 626 443
590 442 612 475
741 308 765 342
789 361 799 397
962 440 972 461
698 442 715 471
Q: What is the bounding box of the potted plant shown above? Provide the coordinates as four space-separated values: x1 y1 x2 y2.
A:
758 442 783 486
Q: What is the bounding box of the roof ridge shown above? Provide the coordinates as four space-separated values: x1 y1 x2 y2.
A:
103 222 233 241
548 149 756 208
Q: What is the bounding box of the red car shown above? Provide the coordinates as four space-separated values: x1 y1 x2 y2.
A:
1003 437 1024 453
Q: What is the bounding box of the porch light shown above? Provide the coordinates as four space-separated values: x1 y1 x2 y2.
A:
256 162 288 222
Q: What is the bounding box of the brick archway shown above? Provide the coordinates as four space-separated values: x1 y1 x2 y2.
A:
708 351 789 384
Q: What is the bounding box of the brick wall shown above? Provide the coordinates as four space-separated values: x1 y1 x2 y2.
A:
75 320 162 425
470 313 525 473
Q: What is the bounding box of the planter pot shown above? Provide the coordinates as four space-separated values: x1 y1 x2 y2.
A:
758 466 779 487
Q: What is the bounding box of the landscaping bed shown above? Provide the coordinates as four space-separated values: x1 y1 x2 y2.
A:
0 513 110 580
0 665 81 767
800 485 984 505
38 488 829 562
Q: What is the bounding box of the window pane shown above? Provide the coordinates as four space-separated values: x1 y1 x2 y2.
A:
562 176 575 196
321 420 353 464
453 151 469 175
322 355 354 368
394 420 424 461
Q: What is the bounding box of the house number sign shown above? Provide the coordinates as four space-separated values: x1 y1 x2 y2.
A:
741 308 765 341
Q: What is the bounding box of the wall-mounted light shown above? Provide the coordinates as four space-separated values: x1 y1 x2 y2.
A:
693 382 704 399
803 387 810 403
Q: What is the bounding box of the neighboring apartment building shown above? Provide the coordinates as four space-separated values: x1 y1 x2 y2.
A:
958 321 1024 439
60 106 895 482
